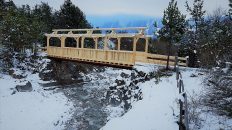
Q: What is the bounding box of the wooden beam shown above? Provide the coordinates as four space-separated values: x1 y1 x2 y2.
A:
94 38 98 49
138 29 145 35
75 37 80 48
60 37 65 48
117 38 121 51
145 37 148 53
81 37 85 48
111 29 116 35
45 33 153 39
87 30 93 34
104 37 108 50
133 37 139 52
47 36 50 47
52 27 148 32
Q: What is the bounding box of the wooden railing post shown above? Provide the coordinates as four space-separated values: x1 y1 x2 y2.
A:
145 37 149 53
117 38 121 51
94 37 98 49
133 37 139 52
104 37 108 50
60 36 65 48
75 37 80 48
81 37 85 48
46 36 50 53
94 37 98 60
47 36 50 47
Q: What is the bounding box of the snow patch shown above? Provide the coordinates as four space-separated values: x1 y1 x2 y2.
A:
0 73 73 130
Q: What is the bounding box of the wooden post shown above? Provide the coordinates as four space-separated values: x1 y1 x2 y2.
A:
81 37 85 48
174 56 178 71
60 37 65 48
133 37 139 52
179 99 184 130
94 38 98 49
104 37 108 50
183 93 189 130
117 38 121 51
145 37 149 53
75 37 80 48
47 36 50 47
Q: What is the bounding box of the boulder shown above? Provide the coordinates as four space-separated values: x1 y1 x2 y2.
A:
16 81 32 92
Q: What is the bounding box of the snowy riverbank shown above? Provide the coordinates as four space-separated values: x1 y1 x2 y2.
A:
0 73 74 130
101 66 232 130
1 63 232 130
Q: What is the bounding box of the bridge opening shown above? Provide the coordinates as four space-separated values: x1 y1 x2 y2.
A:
108 38 118 50
84 38 95 49
97 37 104 49
136 38 146 52
120 37 133 51
65 37 77 47
49 37 61 47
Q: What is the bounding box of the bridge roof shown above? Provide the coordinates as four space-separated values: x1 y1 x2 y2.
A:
52 27 148 32
45 33 153 38
45 27 152 38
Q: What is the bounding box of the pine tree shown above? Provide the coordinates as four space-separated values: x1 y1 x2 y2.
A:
186 0 205 28
159 0 186 69
55 0 91 29
0 0 4 19
186 0 206 44
229 0 232 19
185 0 206 67
33 2 53 32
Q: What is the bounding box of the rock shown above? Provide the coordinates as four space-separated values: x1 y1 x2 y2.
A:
131 72 137 80
109 86 117 90
11 90 17 95
120 72 130 78
115 79 126 86
137 71 146 77
8 69 14 75
190 73 198 77
16 81 32 92
12 74 25 79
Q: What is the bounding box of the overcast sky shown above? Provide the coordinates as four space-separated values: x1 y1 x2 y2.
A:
12 0 230 17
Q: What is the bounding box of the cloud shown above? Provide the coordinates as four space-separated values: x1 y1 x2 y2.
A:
13 0 230 17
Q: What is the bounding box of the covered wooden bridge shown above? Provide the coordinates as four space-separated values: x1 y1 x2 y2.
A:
45 27 187 68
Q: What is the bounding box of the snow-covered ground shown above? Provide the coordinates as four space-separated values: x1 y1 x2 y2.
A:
1 61 232 130
0 73 74 130
101 66 232 130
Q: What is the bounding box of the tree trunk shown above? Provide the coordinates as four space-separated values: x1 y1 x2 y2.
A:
166 42 171 70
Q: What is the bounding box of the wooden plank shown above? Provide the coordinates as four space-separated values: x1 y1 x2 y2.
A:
52 27 148 32
45 34 153 38
47 46 135 66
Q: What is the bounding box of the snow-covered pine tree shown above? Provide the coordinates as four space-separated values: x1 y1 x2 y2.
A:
185 0 206 67
158 0 186 70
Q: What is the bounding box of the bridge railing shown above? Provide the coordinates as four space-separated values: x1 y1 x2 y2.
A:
135 52 187 66
47 46 135 66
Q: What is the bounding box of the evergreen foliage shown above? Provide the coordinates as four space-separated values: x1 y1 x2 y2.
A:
54 0 91 29
158 0 186 69
199 9 232 66
229 0 232 19
0 0 91 70
184 0 206 67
